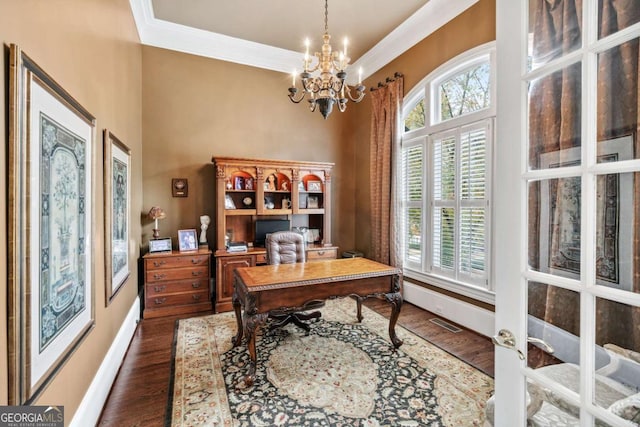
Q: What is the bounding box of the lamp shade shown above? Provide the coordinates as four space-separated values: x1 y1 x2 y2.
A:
148 206 166 220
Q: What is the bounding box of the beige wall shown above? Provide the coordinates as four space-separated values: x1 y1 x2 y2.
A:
0 0 142 420
140 46 357 253
353 0 496 257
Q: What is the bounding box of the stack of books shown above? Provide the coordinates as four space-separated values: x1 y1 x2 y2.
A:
227 241 248 252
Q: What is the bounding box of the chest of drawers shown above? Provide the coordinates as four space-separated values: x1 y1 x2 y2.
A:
143 249 212 318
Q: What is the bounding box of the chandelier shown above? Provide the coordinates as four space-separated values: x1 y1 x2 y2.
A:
287 0 365 119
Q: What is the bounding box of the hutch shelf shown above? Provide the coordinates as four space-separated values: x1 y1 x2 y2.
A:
212 156 337 312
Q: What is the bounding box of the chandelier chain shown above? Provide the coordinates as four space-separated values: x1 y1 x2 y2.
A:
324 0 329 34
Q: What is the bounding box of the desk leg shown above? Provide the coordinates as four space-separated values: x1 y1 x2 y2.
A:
387 291 404 348
232 291 243 347
243 313 268 386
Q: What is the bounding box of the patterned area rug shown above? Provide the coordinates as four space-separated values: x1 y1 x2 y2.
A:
168 298 494 426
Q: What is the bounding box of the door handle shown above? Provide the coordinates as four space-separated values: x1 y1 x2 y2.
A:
527 337 555 354
492 329 525 360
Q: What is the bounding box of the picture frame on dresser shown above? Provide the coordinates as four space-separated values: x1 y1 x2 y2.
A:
7 44 96 404
104 129 131 305
149 237 172 253
178 229 198 251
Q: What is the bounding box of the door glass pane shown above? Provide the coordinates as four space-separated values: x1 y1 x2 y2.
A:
529 63 582 170
528 179 582 278
595 172 638 293
528 282 580 369
598 3 640 40
593 298 640 418
525 376 582 425
528 0 582 70
597 38 640 161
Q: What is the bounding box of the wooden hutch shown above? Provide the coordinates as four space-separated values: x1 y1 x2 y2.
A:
212 157 337 312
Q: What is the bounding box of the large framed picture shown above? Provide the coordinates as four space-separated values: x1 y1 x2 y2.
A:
104 130 131 304
178 229 198 252
8 44 96 404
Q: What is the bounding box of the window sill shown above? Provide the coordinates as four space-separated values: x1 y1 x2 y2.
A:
403 268 495 305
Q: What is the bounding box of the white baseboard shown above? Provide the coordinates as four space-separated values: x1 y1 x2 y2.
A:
70 297 140 427
403 281 495 337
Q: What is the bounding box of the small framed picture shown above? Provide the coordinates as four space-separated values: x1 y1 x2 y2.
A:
234 176 244 190
307 180 322 192
245 177 254 190
149 237 172 253
178 229 198 252
307 196 319 209
225 194 236 209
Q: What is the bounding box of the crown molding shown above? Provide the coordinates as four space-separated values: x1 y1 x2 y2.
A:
130 0 480 79
351 0 480 83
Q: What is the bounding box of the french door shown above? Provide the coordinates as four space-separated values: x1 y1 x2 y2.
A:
494 1 640 426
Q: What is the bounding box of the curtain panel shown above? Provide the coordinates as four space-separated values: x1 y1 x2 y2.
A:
369 77 404 267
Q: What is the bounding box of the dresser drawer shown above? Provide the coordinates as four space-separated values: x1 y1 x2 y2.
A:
306 248 337 261
145 254 209 270
146 278 208 296
255 253 267 264
146 265 208 283
145 289 209 308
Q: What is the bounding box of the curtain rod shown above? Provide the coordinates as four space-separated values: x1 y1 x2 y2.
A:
370 72 403 91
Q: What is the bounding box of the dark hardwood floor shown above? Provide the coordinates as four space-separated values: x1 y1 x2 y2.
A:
97 300 494 427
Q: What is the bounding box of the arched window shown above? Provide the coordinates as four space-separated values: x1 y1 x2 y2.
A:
400 42 495 299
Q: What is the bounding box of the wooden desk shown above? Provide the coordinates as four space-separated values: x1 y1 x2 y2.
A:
232 257 403 385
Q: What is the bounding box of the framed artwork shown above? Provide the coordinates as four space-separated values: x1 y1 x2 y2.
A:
178 229 198 252
8 44 96 404
104 130 131 304
307 180 322 192
172 178 188 197
149 238 172 253
307 196 319 209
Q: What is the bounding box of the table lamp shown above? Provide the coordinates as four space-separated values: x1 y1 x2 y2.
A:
148 206 166 239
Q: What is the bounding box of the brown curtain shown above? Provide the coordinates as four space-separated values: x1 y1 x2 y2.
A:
529 0 640 357
369 76 403 266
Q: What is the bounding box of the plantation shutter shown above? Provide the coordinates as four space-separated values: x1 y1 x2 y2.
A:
402 144 424 267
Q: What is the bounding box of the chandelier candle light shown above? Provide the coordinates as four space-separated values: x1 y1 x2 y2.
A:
287 0 365 119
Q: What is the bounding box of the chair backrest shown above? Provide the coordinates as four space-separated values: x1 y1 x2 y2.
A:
265 231 305 265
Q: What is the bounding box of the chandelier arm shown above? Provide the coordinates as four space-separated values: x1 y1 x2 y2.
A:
346 87 365 103
288 87 307 104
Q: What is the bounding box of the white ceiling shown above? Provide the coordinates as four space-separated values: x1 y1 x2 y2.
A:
129 0 480 82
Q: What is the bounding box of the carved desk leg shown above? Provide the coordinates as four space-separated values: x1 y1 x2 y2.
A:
243 312 268 386
355 296 364 322
387 274 404 348
231 286 243 347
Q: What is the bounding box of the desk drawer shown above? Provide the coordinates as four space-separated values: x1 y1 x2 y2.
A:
145 254 209 270
146 266 208 282
306 248 337 261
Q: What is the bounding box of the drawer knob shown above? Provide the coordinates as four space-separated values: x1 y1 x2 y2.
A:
191 258 202 264
153 285 166 293
191 282 201 288
153 273 167 280
153 260 166 267
192 294 202 301
317 251 325 256
154 297 167 305
192 271 203 277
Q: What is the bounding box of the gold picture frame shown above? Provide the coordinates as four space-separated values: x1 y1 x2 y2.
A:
8 44 96 404
104 130 131 305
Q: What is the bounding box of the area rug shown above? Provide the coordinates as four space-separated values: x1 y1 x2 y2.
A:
167 298 494 427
